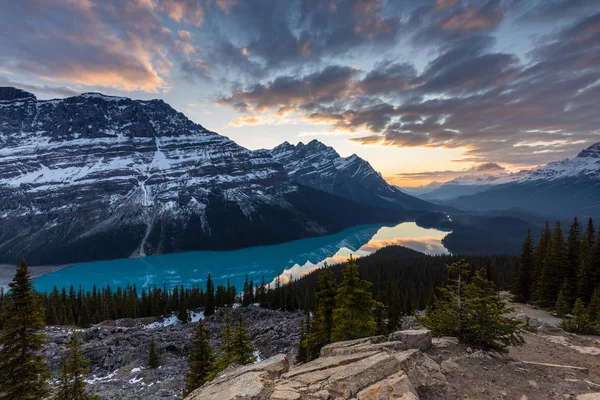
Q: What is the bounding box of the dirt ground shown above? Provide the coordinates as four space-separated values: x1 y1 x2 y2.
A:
422 296 600 400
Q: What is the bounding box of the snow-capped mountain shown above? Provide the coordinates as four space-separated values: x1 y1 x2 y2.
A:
265 140 436 211
443 142 600 217
0 87 402 265
411 172 530 201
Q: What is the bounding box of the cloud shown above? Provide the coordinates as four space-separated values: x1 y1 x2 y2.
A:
217 7 600 166
0 76 80 98
346 12 600 165
217 66 360 112
395 162 508 182
409 0 506 47
517 0 600 22
473 162 505 172
356 61 419 95
0 0 173 92
157 0 205 26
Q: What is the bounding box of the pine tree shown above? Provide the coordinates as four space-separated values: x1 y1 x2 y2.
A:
205 274 215 317
538 222 567 307
53 330 98 400
512 229 534 302
297 312 310 362
242 274 252 307
565 217 582 305
532 222 551 304
213 314 235 372
231 316 256 365
560 298 592 334
420 261 525 353
588 288 600 324
148 337 160 369
302 266 337 360
578 224 596 303
77 302 90 328
184 319 216 396
0 259 51 400
555 282 569 318
332 258 378 342
592 233 600 301
462 269 526 352
257 276 267 305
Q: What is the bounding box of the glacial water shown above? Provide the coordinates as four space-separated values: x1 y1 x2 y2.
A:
33 222 449 293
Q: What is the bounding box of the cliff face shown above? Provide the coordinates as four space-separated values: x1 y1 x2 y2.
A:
0 88 399 265
267 140 437 211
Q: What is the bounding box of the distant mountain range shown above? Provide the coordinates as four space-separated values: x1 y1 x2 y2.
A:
0 87 434 265
405 142 600 217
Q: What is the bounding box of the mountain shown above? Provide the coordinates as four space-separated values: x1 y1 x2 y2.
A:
0 87 406 265
266 140 437 211
444 142 600 217
412 173 528 201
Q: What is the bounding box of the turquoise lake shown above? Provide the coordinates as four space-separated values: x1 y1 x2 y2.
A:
33 222 449 293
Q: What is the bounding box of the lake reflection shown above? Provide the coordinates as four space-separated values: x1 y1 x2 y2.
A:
275 222 448 284
34 222 449 293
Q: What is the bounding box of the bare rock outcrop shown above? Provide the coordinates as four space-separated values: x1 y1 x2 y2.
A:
186 329 448 400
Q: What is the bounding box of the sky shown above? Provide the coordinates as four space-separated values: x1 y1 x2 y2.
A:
0 0 599 187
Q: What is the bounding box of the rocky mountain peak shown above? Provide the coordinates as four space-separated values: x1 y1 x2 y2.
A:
266 139 436 211
577 142 600 159
0 87 36 101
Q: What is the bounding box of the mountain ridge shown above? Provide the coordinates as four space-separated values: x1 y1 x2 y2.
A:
265 139 438 211
432 142 600 216
0 87 412 265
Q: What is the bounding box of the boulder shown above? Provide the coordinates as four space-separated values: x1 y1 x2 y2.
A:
356 372 419 400
402 354 447 390
440 360 460 374
282 352 378 380
270 388 301 400
393 349 422 371
186 371 269 400
388 330 432 351
432 337 459 348
322 341 408 357
320 336 386 357
324 352 402 398
212 354 290 384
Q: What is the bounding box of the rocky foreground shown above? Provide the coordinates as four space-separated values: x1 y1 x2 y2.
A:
186 329 442 400
41 303 600 399
185 308 600 400
43 306 302 399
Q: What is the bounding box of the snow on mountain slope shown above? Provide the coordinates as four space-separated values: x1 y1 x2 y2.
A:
0 88 401 265
266 140 437 211
442 142 600 216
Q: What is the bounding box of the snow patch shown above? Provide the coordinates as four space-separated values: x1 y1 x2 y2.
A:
144 314 180 329
85 370 118 385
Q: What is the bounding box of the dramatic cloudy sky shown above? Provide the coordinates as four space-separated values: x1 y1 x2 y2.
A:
1 0 599 186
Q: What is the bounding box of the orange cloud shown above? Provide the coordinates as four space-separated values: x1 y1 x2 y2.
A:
175 40 196 54
216 0 237 14
440 8 502 33
230 116 261 126
177 30 192 40
158 0 204 26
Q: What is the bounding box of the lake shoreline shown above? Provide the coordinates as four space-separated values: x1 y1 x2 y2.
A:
0 263 69 290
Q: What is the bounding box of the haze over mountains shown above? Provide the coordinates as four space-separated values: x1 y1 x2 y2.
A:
406 143 600 217
0 87 433 265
